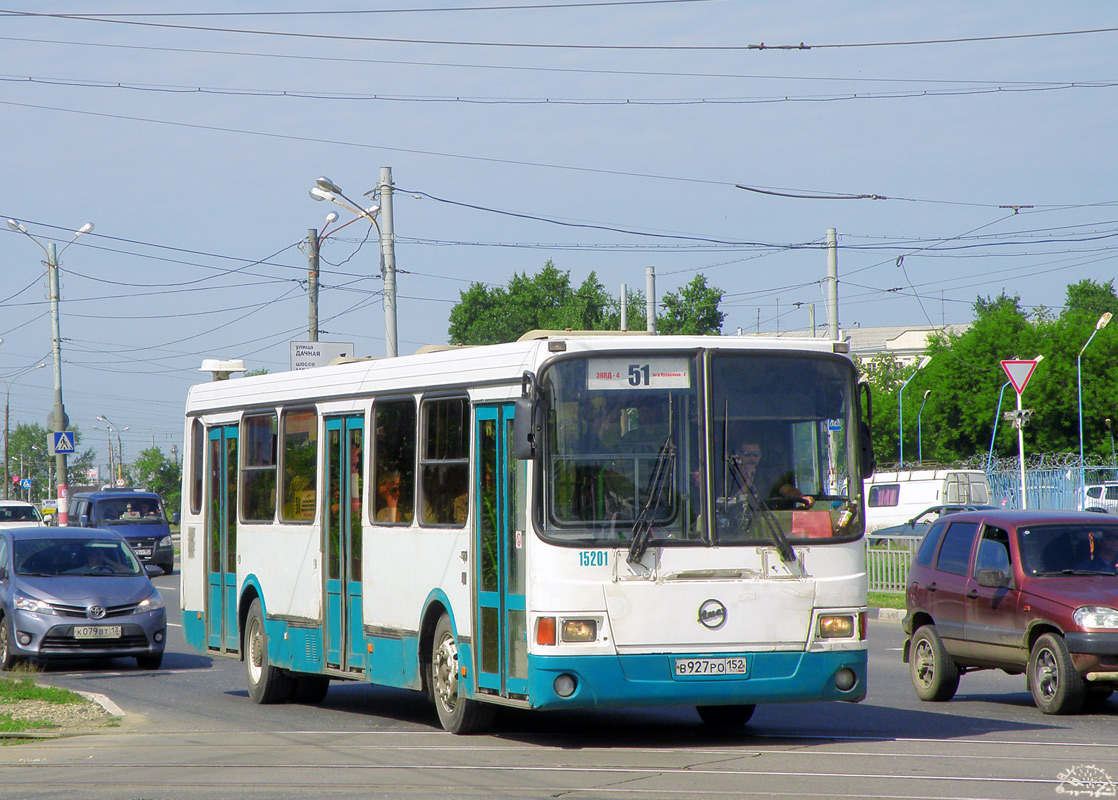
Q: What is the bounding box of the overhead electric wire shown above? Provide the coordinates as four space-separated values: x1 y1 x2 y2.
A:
6 73 1115 105
3 10 1115 52
6 34 1110 89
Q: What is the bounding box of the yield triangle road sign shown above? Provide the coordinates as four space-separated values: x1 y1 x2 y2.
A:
1001 360 1038 395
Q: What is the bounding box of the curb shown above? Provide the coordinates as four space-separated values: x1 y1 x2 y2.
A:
868 607 905 623
76 690 125 719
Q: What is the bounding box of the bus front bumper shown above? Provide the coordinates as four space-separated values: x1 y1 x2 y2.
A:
526 649 866 710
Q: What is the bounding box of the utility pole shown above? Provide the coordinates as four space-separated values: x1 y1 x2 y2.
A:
620 283 628 331
645 267 656 333
47 243 70 525
826 228 839 341
307 227 320 342
379 167 398 358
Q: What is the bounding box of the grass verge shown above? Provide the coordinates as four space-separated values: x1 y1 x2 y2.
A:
0 666 85 733
868 591 906 610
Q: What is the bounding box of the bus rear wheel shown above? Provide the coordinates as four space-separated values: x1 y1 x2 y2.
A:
696 704 755 727
428 613 494 734
245 598 293 704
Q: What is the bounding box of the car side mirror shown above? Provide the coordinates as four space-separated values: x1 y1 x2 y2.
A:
172 512 180 526
80 513 90 528
976 568 1010 589
145 564 165 578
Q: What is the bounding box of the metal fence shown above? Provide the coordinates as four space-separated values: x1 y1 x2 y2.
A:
866 536 920 593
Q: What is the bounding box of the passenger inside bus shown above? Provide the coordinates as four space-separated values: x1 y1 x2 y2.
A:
376 470 411 523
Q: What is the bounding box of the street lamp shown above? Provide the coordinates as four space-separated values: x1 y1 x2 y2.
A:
898 355 932 466
91 424 115 484
95 415 128 485
7 218 94 525
2 362 46 500
917 389 932 463
309 168 398 358
1107 418 1116 470
1078 312 1112 494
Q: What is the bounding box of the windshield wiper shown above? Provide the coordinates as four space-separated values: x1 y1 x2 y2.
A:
627 436 676 564
724 455 797 565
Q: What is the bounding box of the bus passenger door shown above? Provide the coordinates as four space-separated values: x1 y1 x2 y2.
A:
324 415 365 672
475 405 528 698
207 425 239 652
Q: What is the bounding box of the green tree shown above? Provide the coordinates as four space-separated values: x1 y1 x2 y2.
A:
448 261 634 345
658 274 725 335
5 422 95 504
861 281 1118 467
125 447 182 516
1064 278 1118 319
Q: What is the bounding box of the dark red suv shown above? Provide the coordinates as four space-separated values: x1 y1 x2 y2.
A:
903 509 1118 714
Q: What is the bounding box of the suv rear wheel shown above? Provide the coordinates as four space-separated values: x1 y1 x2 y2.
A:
1028 633 1085 714
909 625 960 702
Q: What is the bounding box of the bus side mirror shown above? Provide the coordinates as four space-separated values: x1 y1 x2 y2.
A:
513 397 541 460
860 420 876 480
859 380 876 480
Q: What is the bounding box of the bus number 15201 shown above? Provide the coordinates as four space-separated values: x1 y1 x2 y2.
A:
579 551 607 567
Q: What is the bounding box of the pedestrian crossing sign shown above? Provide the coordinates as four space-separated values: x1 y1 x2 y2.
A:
50 431 75 455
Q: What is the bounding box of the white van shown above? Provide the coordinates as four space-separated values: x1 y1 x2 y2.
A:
863 468 991 533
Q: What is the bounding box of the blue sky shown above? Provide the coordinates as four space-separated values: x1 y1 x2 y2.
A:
1 2 1116 472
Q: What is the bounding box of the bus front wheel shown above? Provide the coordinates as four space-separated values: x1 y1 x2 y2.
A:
428 613 495 734
245 598 293 704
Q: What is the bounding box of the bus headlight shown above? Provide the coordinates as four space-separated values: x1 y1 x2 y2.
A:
818 614 855 639
561 619 597 643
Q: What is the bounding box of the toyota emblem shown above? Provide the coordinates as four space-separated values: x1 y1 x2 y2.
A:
87 606 106 620
698 599 727 630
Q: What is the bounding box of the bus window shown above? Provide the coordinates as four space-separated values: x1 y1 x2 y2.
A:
421 397 469 526
280 408 318 522
242 414 278 522
190 418 204 516
373 399 416 524
541 356 700 543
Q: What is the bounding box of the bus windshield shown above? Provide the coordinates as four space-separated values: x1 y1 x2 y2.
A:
539 350 860 547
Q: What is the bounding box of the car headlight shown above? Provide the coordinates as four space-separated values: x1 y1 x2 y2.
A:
158 536 172 548
1074 606 1118 629
13 592 55 614
135 591 165 614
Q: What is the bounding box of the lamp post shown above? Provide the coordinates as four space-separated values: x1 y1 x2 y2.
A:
917 389 932 463
7 219 94 525
95 415 128 485
1107 418 1116 470
2 362 47 500
898 355 932 466
91 424 115 484
309 168 398 357
1078 312 1113 496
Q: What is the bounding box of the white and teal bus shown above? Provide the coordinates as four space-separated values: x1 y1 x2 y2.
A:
180 332 873 733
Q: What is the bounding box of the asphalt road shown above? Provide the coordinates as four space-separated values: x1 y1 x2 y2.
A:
1 571 1116 800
